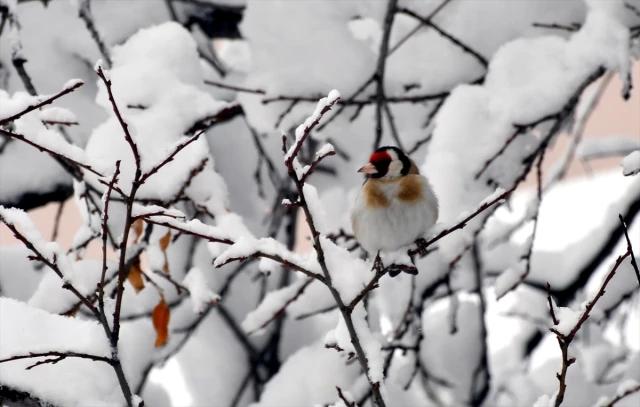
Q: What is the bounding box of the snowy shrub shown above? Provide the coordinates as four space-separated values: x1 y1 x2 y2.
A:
0 0 639 406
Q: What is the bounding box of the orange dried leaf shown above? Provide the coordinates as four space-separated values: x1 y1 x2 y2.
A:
152 297 170 348
127 258 145 293
159 231 171 252
132 219 144 242
162 256 170 274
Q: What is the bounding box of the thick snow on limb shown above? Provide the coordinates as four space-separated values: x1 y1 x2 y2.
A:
0 298 120 407
86 22 230 211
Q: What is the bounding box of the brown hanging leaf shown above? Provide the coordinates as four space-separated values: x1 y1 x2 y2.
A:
159 231 172 274
152 297 170 348
127 257 145 293
159 231 171 252
132 219 144 243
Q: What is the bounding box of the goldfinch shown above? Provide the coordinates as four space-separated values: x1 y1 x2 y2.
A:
351 146 439 258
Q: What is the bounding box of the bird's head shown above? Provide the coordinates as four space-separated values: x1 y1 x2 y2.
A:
358 146 414 179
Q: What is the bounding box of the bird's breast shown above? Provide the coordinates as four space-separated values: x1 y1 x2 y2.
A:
352 176 438 253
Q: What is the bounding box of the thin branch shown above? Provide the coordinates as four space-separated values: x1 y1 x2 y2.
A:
0 351 113 369
601 383 640 407
619 214 640 286
408 186 516 258
77 0 112 67
0 127 102 177
0 80 84 125
397 7 488 68
96 65 141 181
550 249 632 407
204 79 266 95
139 131 205 184
247 278 314 334
50 200 65 241
98 161 121 315
373 0 398 148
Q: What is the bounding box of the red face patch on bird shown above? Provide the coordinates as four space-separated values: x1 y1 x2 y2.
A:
369 150 391 165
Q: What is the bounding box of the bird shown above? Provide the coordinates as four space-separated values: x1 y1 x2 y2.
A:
351 146 438 272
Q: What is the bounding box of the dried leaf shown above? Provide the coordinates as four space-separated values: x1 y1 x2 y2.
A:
159 231 171 252
152 297 170 347
132 219 144 243
127 257 145 293
162 256 170 274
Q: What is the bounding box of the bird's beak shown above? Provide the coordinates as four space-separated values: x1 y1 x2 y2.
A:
357 162 378 175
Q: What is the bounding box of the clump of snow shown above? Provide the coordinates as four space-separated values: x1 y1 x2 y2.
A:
622 150 640 176
494 259 527 299
62 78 84 91
326 304 383 383
0 206 74 279
320 236 371 303
242 278 311 333
0 89 43 122
423 1 631 261
533 393 555 407
86 22 231 207
553 304 582 336
182 268 220 313
39 106 78 124
252 341 359 407
577 136 640 160
0 298 121 407
303 183 330 234
284 89 341 162
131 204 185 219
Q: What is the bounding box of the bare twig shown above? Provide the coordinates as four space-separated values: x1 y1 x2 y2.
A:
619 214 640 286
550 249 632 407
96 65 141 180
77 0 112 67
600 383 640 407
0 80 84 126
0 351 113 369
373 0 398 149
397 7 488 67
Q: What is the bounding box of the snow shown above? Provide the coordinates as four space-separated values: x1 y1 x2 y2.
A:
420 295 483 404
423 1 631 261
302 183 329 234
554 304 583 336
577 136 640 160
213 235 318 277
0 206 74 279
242 277 311 333
0 89 42 122
284 89 341 162
182 267 220 313
1 1 638 405
533 393 555 407
0 298 121 407
252 341 359 407
85 22 231 206
622 150 640 176
39 106 78 124
494 260 527 299
131 204 185 219
63 78 85 91
28 260 106 313
320 236 371 303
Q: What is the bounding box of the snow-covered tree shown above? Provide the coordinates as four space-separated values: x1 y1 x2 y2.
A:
1 0 639 406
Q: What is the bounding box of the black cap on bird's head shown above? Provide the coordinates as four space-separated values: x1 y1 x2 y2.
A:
357 146 413 179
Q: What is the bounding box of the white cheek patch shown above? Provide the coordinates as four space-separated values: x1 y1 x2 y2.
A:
388 160 403 177
386 150 398 161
